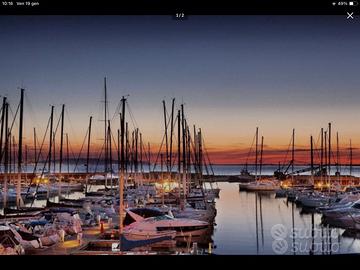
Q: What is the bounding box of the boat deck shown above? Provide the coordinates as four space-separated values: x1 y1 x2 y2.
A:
26 223 113 255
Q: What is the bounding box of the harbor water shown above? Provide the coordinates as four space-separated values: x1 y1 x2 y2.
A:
213 182 360 255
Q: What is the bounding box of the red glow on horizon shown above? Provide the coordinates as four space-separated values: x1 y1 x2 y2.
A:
20 142 360 165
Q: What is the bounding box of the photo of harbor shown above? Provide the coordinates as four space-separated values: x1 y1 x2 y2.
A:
0 15 360 255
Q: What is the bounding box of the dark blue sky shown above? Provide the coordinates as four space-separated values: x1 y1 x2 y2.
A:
0 15 359 158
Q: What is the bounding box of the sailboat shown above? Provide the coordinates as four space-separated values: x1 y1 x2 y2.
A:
244 131 280 192
113 95 178 251
246 180 280 192
239 129 259 191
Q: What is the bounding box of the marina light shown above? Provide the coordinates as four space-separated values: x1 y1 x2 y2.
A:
62 240 80 249
316 182 323 189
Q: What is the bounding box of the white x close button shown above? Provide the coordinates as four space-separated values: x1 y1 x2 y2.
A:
347 12 354 19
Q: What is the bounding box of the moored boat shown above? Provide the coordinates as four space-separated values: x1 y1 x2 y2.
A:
246 180 280 192
125 210 209 237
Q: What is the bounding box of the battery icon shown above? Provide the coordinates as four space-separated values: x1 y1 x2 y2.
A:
349 1 358 5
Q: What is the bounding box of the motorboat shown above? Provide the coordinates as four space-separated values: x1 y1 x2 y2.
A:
3 207 45 215
123 228 177 241
286 187 313 203
124 210 209 237
275 188 288 198
187 187 219 201
245 180 280 192
333 212 360 230
299 195 331 208
0 189 35 204
171 206 215 223
322 199 360 220
209 188 220 198
321 199 360 228
0 225 26 255
238 182 253 191
317 193 360 212
124 205 215 224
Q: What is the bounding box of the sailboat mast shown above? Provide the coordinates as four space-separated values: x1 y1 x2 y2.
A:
0 97 6 163
291 129 295 183
17 88 24 207
328 123 331 177
161 153 164 206
66 133 69 174
18 89 24 172
58 104 65 197
328 123 331 192
13 136 16 174
131 131 134 177
104 77 108 177
199 128 203 179
169 98 175 173
320 128 323 180
12 136 16 174
177 110 182 203
33 128 37 164
255 127 258 181
163 100 169 173
324 131 327 179
9 135 11 177
350 139 353 176
259 136 264 180
148 142 151 179
117 127 120 171
3 102 9 208
336 132 339 174
181 104 187 197
85 116 92 193
135 128 139 184
193 125 198 177
119 96 126 249
120 97 126 173
53 132 55 173
140 132 143 175
108 120 113 191
185 122 191 185
310 135 314 185
25 145 28 184
337 132 341 184
125 122 128 175
48 106 54 174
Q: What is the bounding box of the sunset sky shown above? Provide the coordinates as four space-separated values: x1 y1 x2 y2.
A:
0 15 360 164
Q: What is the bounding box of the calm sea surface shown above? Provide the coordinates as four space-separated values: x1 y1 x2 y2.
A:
212 182 360 255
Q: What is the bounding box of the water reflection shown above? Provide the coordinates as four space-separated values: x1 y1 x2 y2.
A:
213 182 360 255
